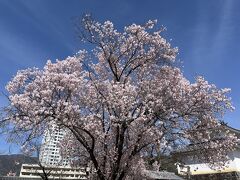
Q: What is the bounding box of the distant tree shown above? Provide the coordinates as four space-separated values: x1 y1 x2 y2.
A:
3 15 238 180
6 170 16 177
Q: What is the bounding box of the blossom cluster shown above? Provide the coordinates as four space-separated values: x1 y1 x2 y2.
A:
5 16 238 180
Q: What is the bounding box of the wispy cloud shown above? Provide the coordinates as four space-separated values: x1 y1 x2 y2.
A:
183 1 235 77
19 1 77 52
0 27 46 67
211 0 234 52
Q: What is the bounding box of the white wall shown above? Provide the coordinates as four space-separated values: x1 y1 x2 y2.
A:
177 150 240 175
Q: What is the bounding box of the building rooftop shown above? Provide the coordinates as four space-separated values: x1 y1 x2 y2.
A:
142 170 184 180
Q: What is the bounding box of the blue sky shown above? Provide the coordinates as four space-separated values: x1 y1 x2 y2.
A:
0 0 240 153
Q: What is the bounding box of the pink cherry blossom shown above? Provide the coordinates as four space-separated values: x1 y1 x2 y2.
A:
4 16 238 180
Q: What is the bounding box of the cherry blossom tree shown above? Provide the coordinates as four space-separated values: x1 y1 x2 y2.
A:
4 15 238 180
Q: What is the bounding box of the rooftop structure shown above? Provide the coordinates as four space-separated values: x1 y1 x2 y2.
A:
142 170 183 180
176 125 240 179
19 164 87 180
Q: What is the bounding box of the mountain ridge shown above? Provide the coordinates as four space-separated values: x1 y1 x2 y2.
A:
0 154 37 176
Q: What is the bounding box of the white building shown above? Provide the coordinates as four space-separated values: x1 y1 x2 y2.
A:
19 164 87 179
19 124 88 179
39 124 70 167
177 125 240 179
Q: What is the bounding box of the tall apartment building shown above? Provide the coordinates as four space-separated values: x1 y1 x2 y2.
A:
39 124 70 167
19 124 88 179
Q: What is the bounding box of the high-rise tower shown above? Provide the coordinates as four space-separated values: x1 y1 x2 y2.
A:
39 124 70 166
